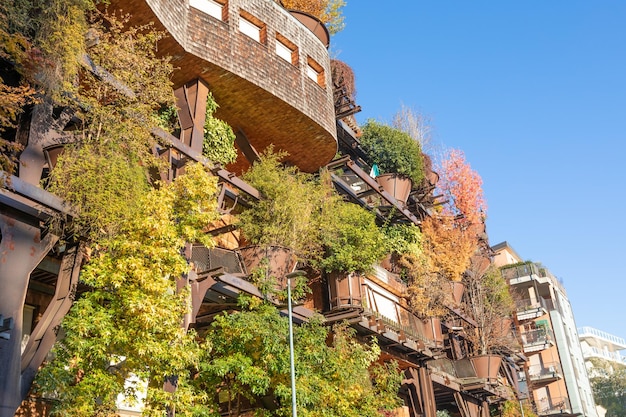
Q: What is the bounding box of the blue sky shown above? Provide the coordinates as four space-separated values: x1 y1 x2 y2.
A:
331 1 626 341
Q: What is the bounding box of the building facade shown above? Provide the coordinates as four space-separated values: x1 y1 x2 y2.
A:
493 242 598 417
2 1 527 416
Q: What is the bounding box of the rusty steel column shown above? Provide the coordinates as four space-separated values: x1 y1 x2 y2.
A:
20 244 83 400
174 79 210 154
0 214 57 417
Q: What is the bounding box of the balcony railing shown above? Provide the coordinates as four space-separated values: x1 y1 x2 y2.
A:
521 328 554 352
528 362 562 384
501 263 566 294
578 326 626 349
536 396 571 416
515 297 554 319
327 272 442 350
582 346 626 364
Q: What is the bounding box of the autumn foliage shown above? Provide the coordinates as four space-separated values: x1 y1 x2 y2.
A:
280 0 345 34
411 149 487 291
438 148 487 227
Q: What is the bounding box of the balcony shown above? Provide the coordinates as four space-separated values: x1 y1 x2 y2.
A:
326 271 443 354
528 362 562 386
501 263 566 295
427 358 514 401
515 297 553 321
105 0 337 174
582 345 626 365
578 326 626 350
536 396 571 416
521 328 555 353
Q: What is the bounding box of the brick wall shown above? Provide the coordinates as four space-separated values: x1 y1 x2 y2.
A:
143 0 337 172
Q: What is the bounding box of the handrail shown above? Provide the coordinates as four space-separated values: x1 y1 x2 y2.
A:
578 326 626 348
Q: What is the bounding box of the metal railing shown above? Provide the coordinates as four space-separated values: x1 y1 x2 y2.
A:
578 326 626 348
521 328 554 348
582 346 626 364
528 362 562 381
501 262 567 295
536 396 571 415
515 296 554 313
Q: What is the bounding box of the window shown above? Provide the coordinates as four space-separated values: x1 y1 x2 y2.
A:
276 40 292 62
275 34 298 65
190 0 225 21
239 16 260 41
306 57 325 87
239 12 266 44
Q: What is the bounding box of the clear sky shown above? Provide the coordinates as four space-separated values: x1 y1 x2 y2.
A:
331 1 626 342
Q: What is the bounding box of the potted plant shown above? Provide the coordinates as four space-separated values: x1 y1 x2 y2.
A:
359 120 424 204
318 200 387 309
462 257 518 380
238 148 326 291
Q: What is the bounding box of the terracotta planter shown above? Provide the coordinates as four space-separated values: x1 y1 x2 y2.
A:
44 145 65 170
376 174 412 205
470 354 502 380
422 317 444 348
451 281 465 306
238 245 297 290
327 271 363 310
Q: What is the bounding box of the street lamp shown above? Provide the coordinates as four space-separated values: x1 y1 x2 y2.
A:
286 271 304 417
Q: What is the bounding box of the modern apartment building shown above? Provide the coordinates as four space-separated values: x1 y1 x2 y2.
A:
578 327 626 374
493 242 598 417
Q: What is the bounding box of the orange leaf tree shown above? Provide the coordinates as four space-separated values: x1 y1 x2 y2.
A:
280 0 345 34
437 148 486 227
392 141 488 317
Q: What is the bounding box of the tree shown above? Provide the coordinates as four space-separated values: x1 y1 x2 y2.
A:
239 148 328 261
391 104 432 152
36 162 220 416
360 119 425 184
437 148 486 227
462 260 517 356
34 10 221 415
280 0 346 34
0 4 35 177
590 361 626 417
193 300 402 417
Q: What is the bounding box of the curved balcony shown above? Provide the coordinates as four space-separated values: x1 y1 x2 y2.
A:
107 0 337 173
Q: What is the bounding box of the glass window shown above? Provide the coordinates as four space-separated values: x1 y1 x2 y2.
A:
190 0 223 21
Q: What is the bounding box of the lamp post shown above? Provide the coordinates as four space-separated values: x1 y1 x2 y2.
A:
287 276 297 417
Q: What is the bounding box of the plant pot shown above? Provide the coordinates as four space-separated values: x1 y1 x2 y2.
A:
470 354 502 380
422 317 444 348
376 173 412 205
451 281 465 306
44 145 65 170
238 245 297 290
327 271 363 310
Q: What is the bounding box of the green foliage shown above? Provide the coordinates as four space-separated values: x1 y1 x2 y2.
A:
49 142 150 241
360 119 424 184
319 201 387 274
239 148 327 260
36 10 220 415
47 11 177 240
0 7 34 176
591 367 626 417
193 302 402 417
202 92 237 165
498 400 537 417
383 223 423 258
36 163 220 416
16 0 95 96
